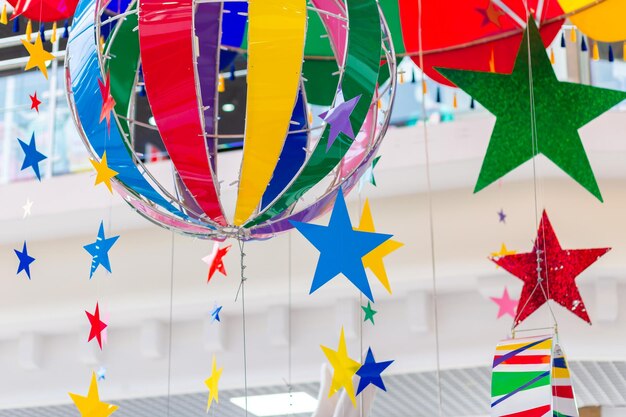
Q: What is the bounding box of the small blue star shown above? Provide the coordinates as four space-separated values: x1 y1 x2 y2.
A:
96 366 106 381
498 209 507 224
210 305 223 323
83 221 120 279
291 189 392 301
18 133 47 181
14 241 35 279
356 348 394 395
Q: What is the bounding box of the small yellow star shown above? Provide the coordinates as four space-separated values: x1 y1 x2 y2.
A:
90 152 119 193
355 199 403 294
21 35 55 80
204 355 223 412
320 327 361 407
490 243 517 264
69 372 119 417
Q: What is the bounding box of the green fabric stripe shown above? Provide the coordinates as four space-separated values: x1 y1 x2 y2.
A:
491 371 550 397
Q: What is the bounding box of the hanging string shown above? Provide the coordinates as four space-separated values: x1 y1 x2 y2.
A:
287 232 293 416
357 191 364 417
236 239 249 417
166 232 175 417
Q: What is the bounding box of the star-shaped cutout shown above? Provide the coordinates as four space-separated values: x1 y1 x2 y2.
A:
359 155 382 192
90 152 118 193
490 287 519 319
69 372 119 417
491 210 610 325
320 327 361 407
291 190 392 302
498 209 506 223
21 35 55 79
490 243 516 259
29 92 42 112
96 367 107 382
475 1 505 27
204 355 223 412
355 348 393 396
18 133 47 181
319 95 361 151
15 241 35 279
361 301 377 325
355 199 403 294
210 305 223 323
22 198 33 218
86 302 108 349
437 19 626 202
84 221 120 279
202 243 231 283
98 71 116 130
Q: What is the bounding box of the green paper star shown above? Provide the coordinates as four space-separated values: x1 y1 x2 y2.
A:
361 301 377 325
437 19 626 202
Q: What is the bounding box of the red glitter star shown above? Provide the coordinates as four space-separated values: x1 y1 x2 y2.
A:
29 92 42 113
202 243 231 283
85 302 108 349
98 71 116 130
491 210 610 326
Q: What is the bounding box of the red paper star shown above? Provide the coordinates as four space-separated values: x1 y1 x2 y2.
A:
202 243 231 283
29 92 42 113
86 302 108 349
98 71 116 130
491 211 610 326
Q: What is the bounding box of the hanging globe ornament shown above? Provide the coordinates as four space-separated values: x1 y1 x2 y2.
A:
65 0 396 240
557 0 626 42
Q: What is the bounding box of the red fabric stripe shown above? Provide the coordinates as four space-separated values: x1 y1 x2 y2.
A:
553 385 574 399
501 405 551 417
494 354 550 365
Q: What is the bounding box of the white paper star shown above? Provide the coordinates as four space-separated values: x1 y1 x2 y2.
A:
22 198 33 218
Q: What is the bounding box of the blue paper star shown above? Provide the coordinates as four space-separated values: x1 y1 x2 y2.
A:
83 221 120 279
498 209 507 223
15 241 35 279
290 190 392 301
96 366 107 381
356 348 394 395
18 133 47 181
210 305 223 323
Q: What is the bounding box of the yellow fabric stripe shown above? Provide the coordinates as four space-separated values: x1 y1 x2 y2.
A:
234 0 307 225
552 367 571 379
495 340 553 351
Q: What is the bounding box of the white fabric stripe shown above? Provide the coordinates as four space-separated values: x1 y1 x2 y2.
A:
494 363 551 373
491 385 551 417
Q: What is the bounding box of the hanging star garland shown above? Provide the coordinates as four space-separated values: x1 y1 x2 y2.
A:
437 18 626 202
355 348 393 396
29 92 42 112
21 35 55 79
361 301 377 325
22 198 33 218
204 355 223 412
319 94 361 151
90 152 118 193
491 210 610 325
98 71 116 130
15 241 35 279
86 303 107 349
320 327 360 407
210 305 223 323
18 133 47 181
291 191 392 302
69 372 118 417
355 199 403 294
202 243 231 283
83 221 120 279
490 287 518 319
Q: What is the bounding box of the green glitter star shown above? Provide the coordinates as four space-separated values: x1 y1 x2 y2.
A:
437 18 626 202
361 301 377 325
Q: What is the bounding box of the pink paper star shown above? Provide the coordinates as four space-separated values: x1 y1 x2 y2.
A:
98 71 116 130
490 287 518 319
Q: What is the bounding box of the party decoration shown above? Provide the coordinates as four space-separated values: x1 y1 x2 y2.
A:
361 301 377 325
21 35 55 79
490 287 518 319
438 19 626 202
7 0 78 22
22 198 33 218
86 302 107 349
491 210 610 325
14 241 35 279
359 155 381 191
204 355 222 412
291 191 393 302
558 0 626 42
210 305 222 323
320 327 360 407
491 335 578 417
491 243 516 259
69 372 118 417
202 243 231 283
355 348 393 396
18 133 47 181
89 152 118 193
83 221 120 279
96 367 106 381
29 92 41 113
497 209 506 224
66 0 395 240
355 199 403 294
399 0 564 86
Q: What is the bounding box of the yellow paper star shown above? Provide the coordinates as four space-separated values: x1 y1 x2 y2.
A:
69 372 119 417
21 35 55 80
355 199 403 294
490 243 517 259
204 355 223 412
90 152 119 193
320 327 360 407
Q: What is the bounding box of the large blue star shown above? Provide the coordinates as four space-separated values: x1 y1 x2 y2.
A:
83 221 120 279
18 133 47 181
290 190 392 301
356 348 394 395
14 241 35 280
